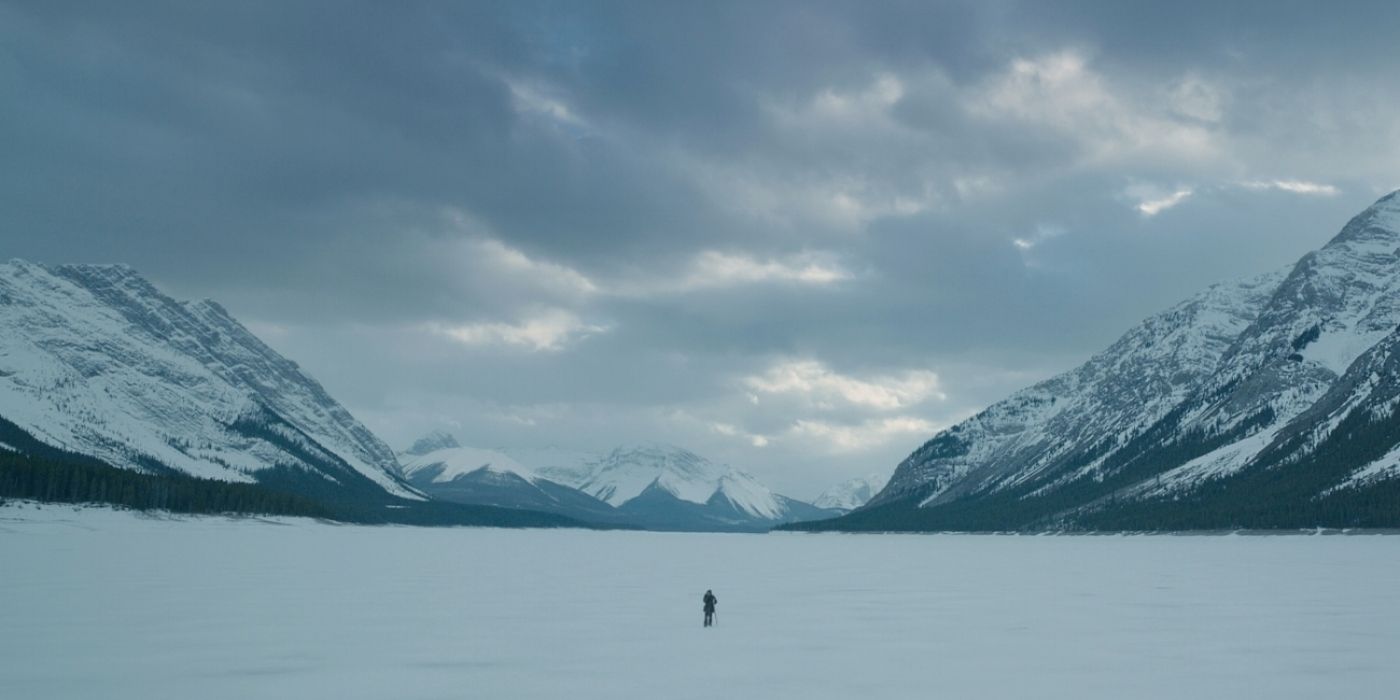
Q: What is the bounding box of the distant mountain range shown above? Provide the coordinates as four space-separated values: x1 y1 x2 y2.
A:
400 435 839 531
0 259 833 531
794 191 1400 532
396 433 628 526
11 194 1399 533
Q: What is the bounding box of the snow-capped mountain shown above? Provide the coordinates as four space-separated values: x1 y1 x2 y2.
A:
0 260 418 501
501 446 600 477
401 438 539 484
814 473 890 512
404 429 463 457
509 443 838 530
563 444 781 516
870 266 1286 509
396 436 623 524
809 191 1400 532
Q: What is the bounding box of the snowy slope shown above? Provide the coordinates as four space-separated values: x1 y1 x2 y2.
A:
814 473 890 511
393 434 624 523
712 468 786 520
502 446 600 479
872 266 1285 508
1145 191 1400 486
501 443 836 529
400 446 538 484
572 444 727 506
838 191 1400 530
0 260 418 499
404 429 463 457
546 444 787 519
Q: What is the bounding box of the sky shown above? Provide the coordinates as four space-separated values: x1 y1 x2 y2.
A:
5 1 1400 499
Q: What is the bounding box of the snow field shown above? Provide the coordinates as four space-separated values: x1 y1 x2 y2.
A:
1 504 1398 699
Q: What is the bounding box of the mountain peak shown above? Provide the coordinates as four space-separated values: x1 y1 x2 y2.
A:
398 445 538 484
608 441 695 457
405 430 462 456
814 473 890 511
1324 190 1400 250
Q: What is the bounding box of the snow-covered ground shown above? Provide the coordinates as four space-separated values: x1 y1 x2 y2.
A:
2 504 1398 699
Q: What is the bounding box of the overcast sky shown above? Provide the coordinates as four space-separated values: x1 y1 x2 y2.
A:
5 1 1400 498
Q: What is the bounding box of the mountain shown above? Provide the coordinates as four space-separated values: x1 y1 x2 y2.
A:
405 429 463 456
0 261 576 527
813 473 890 512
795 191 1400 532
397 438 834 531
396 439 626 524
534 443 839 531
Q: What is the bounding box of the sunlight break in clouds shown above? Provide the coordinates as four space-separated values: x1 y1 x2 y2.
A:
1136 188 1194 216
683 251 851 288
503 78 589 132
1012 224 1066 252
790 416 939 452
469 236 846 299
427 310 608 352
744 360 945 411
1240 180 1341 196
607 250 853 296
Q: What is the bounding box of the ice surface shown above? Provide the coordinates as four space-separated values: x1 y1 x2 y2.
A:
2 503 1398 700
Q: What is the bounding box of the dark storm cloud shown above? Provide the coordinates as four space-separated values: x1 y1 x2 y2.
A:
5 1 1400 496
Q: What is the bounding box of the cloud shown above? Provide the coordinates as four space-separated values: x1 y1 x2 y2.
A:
427 310 608 352
7 1 1400 498
744 360 945 411
790 416 939 452
683 71 944 234
773 73 906 129
710 421 769 448
1012 224 1065 252
603 250 853 296
466 236 601 297
678 251 851 289
1239 180 1340 196
1125 186 1194 217
502 77 591 134
1166 75 1227 123
456 233 849 304
680 155 935 233
971 50 1219 164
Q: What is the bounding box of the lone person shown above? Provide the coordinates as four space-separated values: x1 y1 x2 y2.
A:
702 589 718 627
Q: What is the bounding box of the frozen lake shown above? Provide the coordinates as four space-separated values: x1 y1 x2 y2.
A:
2 504 1398 699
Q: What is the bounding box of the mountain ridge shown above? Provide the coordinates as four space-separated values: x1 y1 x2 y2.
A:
797 191 1400 532
414 438 840 531
0 259 419 500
